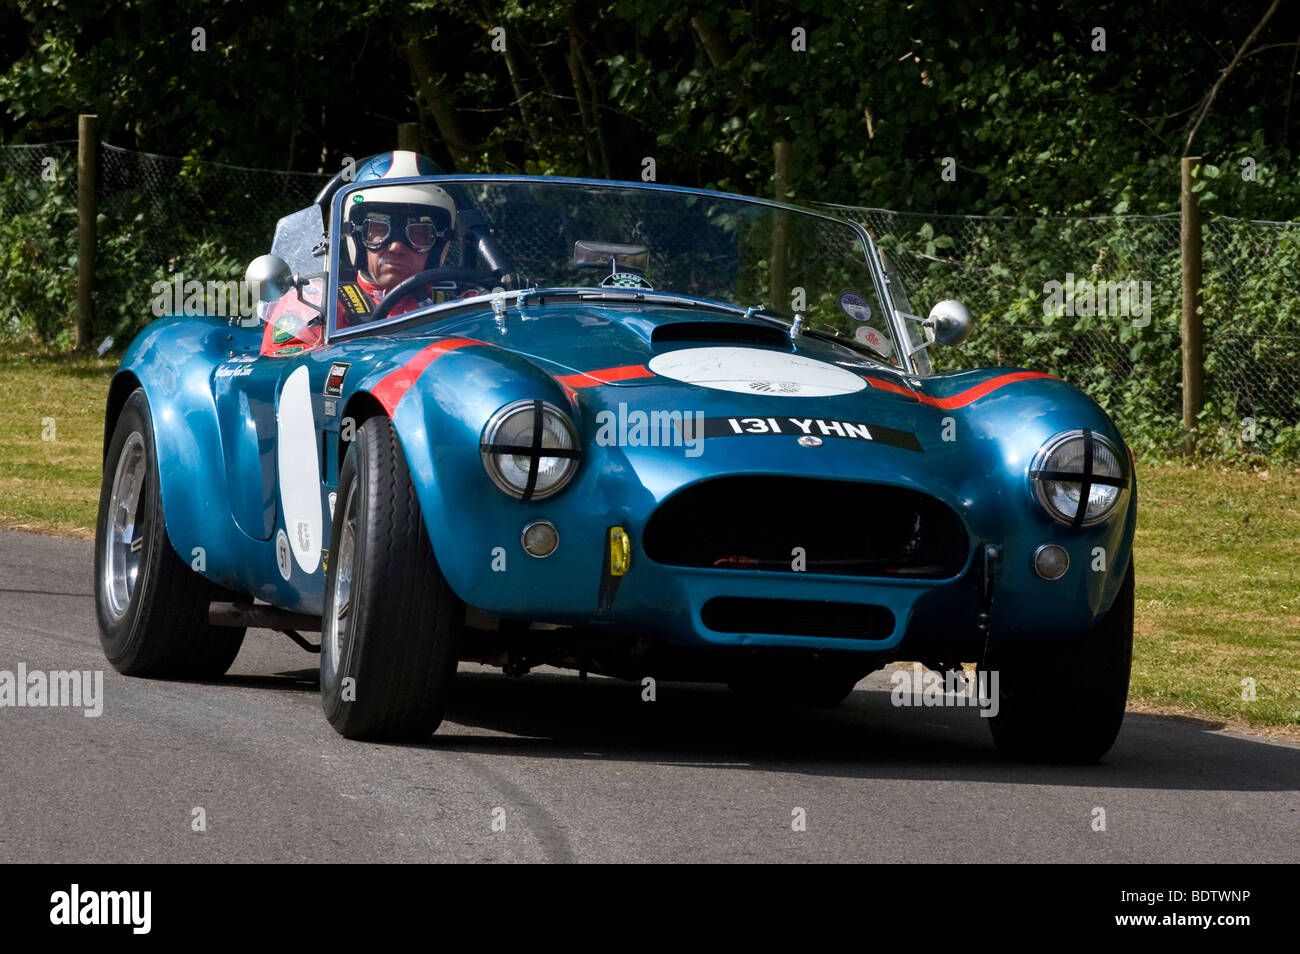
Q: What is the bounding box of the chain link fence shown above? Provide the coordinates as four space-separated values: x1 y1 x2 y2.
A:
816 203 1300 460
1 143 1296 458
97 143 328 269
0 142 80 341
0 142 328 347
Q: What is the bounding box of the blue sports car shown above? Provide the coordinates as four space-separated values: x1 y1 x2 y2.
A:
95 151 1135 761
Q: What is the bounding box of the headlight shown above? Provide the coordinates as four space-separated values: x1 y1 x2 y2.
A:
480 400 580 500
1029 429 1128 527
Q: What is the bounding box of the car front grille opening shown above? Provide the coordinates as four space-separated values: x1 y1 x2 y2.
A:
642 476 968 578
701 598 894 640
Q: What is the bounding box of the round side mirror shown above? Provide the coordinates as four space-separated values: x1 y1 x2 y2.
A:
244 255 295 324
927 299 973 346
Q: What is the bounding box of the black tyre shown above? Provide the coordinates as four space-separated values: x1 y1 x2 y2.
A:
320 416 462 740
986 561 1134 764
95 389 246 678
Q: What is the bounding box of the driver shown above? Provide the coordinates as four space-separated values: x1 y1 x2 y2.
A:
338 170 482 328
260 151 490 354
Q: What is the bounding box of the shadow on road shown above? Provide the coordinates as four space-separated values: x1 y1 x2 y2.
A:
218 668 321 693
397 669 1300 792
196 650 1300 793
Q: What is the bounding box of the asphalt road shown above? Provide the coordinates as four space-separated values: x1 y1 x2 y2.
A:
1 528 1296 863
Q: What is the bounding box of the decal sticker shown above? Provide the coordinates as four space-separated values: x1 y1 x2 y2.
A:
647 347 867 397
323 399 337 417
325 362 350 397
328 492 338 515
273 314 306 343
214 355 256 379
276 366 323 574
679 415 922 452
854 324 892 357
839 293 874 323
275 529 292 581
601 271 654 289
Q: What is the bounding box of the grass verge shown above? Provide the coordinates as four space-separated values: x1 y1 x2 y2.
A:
0 352 114 538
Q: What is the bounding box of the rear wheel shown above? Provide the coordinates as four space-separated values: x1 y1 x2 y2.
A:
986 561 1134 764
94 389 246 678
320 416 462 740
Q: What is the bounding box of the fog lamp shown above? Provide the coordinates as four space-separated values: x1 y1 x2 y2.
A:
521 520 559 558
1033 543 1070 581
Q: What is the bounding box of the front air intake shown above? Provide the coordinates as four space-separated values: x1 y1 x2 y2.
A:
642 476 969 579
701 598 894 639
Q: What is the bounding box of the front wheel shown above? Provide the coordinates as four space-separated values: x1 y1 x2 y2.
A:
986 561 1134 764
94 389 246 678
320 416 462 740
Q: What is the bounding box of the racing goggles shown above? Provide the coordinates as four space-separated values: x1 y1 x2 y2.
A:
352 211 449 253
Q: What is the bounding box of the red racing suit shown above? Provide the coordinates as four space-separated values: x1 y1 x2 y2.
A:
261 273 481 356
336 271 481 329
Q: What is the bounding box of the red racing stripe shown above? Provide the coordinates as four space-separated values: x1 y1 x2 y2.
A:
555 364 655 388
863 370 1057 409
371 337 487 414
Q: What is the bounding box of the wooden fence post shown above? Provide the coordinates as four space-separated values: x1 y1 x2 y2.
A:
76 114 99 351
1180 156 1204 445
397 121 422 154
770 139 792 311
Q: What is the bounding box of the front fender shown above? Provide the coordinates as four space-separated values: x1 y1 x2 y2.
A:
108 315 259 592
359 340 583 604
942 370 1136 640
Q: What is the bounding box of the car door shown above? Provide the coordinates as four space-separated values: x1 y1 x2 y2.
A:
214 284 326 544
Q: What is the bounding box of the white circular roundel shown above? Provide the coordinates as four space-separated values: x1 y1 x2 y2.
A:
275 529 293 581
647 347 866 397
277 366 322 575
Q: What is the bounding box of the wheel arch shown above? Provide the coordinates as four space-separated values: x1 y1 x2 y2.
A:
337 390 388 480
103 370 143 463
104 318 250 591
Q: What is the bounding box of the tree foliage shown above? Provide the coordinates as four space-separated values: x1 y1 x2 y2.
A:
3 0 1298 215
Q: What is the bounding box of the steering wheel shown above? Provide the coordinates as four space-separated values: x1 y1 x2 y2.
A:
365 267 499 326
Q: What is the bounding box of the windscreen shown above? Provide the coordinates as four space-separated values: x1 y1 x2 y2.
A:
330 178 899 363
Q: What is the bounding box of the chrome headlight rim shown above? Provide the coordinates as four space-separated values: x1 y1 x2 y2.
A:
1029 428 1129 528
479 399 580 501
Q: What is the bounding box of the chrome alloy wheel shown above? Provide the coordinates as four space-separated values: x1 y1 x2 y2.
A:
328 482 358 668
102 431 148 621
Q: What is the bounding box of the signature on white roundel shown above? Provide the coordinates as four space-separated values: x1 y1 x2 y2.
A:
277 366 322 575
647 347 866 397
